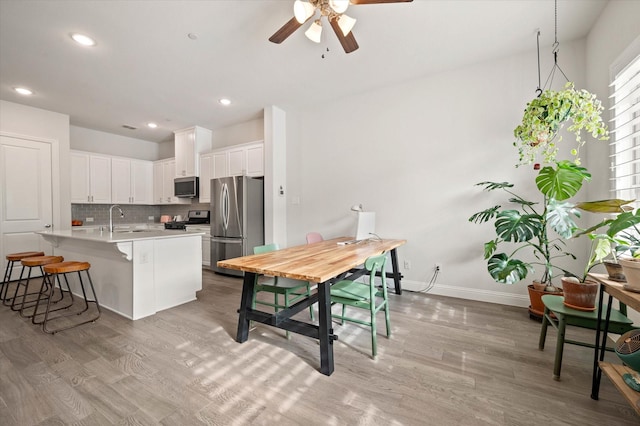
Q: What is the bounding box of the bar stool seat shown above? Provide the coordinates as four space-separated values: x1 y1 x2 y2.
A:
2 251 45 305
13 255 68 317
33 261 101 334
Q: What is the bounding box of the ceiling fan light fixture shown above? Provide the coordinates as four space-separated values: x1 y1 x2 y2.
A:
337 14 356 36
294 0 315 23
329 0 349 14
305 20 323 43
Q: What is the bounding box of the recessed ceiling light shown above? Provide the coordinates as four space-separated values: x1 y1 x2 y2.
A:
147 122 158 129
219 98 231 106
70 33 96 47
14 87 33 95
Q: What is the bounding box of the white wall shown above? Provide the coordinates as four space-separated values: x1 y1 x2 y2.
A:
212 118 264 149
0 100 71 230
70 125 159 160
285 38 589 307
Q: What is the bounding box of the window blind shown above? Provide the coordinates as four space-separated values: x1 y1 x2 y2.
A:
610 54 640 202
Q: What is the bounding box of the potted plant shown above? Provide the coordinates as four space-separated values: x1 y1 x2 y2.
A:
469 161 593 317
573 210 640 291
514 82 609 166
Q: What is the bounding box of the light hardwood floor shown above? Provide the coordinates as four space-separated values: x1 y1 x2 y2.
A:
0 270 638 425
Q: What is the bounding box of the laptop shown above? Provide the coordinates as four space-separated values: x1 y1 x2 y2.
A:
339 212 376 245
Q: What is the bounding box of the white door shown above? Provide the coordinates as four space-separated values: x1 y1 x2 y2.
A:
0 135 53 279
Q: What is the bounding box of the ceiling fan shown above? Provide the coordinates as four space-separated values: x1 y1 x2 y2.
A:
269 0 413 54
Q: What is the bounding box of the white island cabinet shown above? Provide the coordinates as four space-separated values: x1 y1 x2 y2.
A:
38 229 204 320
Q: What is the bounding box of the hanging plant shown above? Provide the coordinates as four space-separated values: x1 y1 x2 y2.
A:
514 82 609 166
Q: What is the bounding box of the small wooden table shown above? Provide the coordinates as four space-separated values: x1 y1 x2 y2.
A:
588 273 640 415
217 237 406 376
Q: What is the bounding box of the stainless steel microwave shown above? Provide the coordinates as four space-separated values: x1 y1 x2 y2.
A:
174 176 199 198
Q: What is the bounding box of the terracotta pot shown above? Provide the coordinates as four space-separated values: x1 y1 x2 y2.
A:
561 277 598 311
619 258 640 293
527 284 562 319
603 261 625 282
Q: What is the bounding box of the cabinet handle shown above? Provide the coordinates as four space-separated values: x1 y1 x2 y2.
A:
87 195 90 202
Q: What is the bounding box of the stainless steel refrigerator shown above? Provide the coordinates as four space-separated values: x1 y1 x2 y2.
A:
210 176 264 276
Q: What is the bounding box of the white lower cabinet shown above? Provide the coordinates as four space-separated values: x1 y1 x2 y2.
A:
187 226 211 266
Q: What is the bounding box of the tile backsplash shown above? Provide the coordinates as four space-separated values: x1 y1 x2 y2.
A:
71 203 210 226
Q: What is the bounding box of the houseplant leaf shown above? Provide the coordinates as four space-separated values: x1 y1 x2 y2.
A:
487 253 532 284
495 210 542 242
536 160 591 201
606 210 640 237
547 199 581 239
575 199 635 213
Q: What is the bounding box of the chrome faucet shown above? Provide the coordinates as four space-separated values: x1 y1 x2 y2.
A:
109 204 125 232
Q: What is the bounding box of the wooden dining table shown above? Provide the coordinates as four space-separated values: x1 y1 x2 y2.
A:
217 236 407 376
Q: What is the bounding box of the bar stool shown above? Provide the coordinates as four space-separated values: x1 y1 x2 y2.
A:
13 255 69 318
33 261 101 334
1 251 45 305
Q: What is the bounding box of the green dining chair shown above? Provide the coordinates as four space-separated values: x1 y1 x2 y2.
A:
330 252 390 358
252 243 315 339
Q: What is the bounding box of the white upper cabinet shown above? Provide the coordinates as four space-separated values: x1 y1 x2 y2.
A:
112 158 153 204
212 151 228 179
245 142 264 177
70 151 111 203
207 141 264 180
198 152 213 204
153 158 190 205
174 126 212 177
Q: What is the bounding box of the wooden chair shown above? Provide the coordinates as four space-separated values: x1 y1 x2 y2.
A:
539 294 635 380
252 244 315 339
32 261 101 334
306 232 323 244
330 252 390 358
1 251 45 305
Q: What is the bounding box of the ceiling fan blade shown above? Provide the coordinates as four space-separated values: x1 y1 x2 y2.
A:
350 0 413 4
329 18 359 54
269 17 303 44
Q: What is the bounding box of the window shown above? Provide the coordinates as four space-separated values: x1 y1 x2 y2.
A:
610 53 640 202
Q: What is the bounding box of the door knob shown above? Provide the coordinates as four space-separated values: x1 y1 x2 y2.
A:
44 224 52 228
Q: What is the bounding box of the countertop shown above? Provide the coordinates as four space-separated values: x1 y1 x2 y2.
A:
38 228 205 243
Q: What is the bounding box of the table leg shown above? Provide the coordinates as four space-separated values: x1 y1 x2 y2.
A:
390 248 402 295
317 281 335 376
236 272 256 343
591 283 605 399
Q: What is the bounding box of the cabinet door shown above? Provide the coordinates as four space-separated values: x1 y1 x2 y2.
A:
174 129 196 177
153 161 165 204
228 148 245 176
199 153 213 203
89 155 111 203
70 152 90 203
212 151 228 178
246 143 264 177
163 160 176 203
131 160 153 204
111 158 132 204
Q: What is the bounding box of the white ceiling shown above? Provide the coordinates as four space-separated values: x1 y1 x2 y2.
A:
0 0 608 143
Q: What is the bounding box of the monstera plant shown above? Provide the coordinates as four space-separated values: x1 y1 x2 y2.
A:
469 161 633 292
514 82 609 166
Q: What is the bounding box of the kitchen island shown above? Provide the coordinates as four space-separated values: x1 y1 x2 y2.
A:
38 228 204 320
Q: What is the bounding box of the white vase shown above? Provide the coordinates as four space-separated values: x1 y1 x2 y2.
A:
619 258 640 293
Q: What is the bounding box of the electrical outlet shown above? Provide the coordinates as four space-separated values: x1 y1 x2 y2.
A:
148 216 154 220
404 260 411 270
86 217 94 222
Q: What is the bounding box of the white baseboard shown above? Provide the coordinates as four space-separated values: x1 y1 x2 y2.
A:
398 279 530 308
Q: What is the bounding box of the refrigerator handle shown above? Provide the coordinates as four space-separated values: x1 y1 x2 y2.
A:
221 182 230 231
